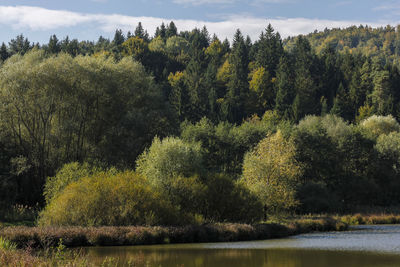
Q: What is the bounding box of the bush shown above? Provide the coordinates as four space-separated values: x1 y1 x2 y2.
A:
136 136 204 190
168 175 207 218
204 174 263 223
39 171 182 226
360 115 400 138
43 162 106 204
297 183 341 213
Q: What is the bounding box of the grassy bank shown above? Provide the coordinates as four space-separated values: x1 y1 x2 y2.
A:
0 238 135 267
336 213 400 225
0 219 346 249
0 218 347 266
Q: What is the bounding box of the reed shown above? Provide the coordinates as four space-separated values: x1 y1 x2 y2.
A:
0 220 347 249
337 214 400 225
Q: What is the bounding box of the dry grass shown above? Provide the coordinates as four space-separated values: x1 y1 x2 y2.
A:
337 213 400 225
0 220 347 249
0 219 348 266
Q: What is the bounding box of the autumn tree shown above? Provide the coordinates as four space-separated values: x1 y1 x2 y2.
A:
241 130 301 216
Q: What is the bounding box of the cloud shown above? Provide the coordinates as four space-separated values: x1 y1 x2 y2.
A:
0 5 397 42
173 0 292 6
172 0 235 5
0 6 92 30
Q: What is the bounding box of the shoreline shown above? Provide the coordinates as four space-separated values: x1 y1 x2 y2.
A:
0 218 346 249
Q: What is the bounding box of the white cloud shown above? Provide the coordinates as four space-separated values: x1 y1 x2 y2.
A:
173 0 292 6
173 0 235 5
0 6 92 30
0 5 397 42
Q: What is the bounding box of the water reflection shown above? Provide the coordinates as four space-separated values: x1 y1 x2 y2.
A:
83 225 400 267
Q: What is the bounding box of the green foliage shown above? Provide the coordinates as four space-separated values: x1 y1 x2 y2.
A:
43 162 105 204
181 116 277 176
0 237 17 251
285 25 400 64
149 36 165 52
136 136 204 189
0 50 172 204
39 171 181 226
165 36 190 57
4 23 400 216
360 115 400 138
241 131 302 215
376 132 400 165
204 173 263 223
297 183 340 213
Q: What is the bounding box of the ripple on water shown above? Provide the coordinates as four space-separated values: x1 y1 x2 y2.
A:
83 225 400 267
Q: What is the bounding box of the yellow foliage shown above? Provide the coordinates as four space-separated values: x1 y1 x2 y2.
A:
249 66 268 92
168 71 185 87
39 171 180 226
92 50 111 58
216 59 232 85
241 130 301 214
205 39 223 58
148 36 165 52
356 104 374 123
122 37 148 57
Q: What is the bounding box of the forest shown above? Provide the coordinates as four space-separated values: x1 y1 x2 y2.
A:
2 22 400 225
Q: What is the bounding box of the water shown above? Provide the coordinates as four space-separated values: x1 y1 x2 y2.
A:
82 225 400 266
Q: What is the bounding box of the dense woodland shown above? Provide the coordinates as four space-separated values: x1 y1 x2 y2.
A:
2 23 400 225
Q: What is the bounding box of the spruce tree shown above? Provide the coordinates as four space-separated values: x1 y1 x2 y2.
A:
0 42 9 61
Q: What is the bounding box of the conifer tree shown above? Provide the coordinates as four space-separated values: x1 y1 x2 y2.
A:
222 30 249 122
275 55 295 119
0 42 9 61
256 24 283 77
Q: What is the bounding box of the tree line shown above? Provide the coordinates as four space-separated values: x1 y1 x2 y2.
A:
2 22 400 223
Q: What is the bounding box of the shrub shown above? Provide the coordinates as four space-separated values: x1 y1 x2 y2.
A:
360 115 400 138
168 175 208 218
136 136 204 190
43 162 105 204
204 174 263 223
39 171 182 226
297 183 341 213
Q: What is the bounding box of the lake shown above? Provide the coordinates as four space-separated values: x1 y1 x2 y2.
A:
82 225 400 266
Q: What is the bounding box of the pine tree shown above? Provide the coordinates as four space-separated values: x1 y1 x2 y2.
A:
112 29 125 57
0 42 9 61
292 36 320 119
166 21 178 38
330 83 353 120
256 24 283 76
155 23 167 40
9 34 31 55
47 34 61 54
222 30 249 122
275 55 295 119
135 22 149 41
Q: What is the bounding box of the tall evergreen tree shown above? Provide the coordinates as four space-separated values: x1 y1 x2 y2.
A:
166 21 178 38
256 24 283 77
9 34 31 55
331 83 353 120
222 30 249 122
155 23 167 40
134 22 150 41
0 42 9 61
292 36 320 120
275 55 295 119
47 34 61 54
111 29 125 57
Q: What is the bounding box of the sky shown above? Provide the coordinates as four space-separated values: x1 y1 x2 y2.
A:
0 0 400 44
